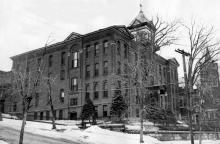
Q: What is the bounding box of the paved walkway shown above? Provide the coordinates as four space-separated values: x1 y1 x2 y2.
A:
0 126 80 144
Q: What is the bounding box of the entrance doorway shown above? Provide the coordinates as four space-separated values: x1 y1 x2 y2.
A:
40 112 43 120
69 112 77 120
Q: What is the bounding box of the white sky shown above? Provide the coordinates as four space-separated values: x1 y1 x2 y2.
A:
1 0 220 79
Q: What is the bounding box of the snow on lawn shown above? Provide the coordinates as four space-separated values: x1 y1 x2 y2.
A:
1 118 219 144
0 118 161 144
0 140 9 144
126 120 159 132
83 125 161 144
2 113 18 119
163 140 220 144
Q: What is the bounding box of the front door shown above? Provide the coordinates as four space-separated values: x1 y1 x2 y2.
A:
69 112 77 120
40 112 43 120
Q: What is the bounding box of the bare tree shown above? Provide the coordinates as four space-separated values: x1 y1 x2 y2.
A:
182 21 220 144
13 56 43 144
114 16 180 143
42 74 58 129
152 16 179 51
12 37 52 144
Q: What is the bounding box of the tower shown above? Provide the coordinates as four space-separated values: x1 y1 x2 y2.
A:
127 2 155 46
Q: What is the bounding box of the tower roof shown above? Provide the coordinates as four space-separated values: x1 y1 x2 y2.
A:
128 10 151 27
127 5 155 31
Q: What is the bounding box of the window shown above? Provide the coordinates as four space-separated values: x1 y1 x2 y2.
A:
46 111 50 120
136 96 139 104
60 69 65 80
59 110 63 120
95 106 98 118
72 52 79 68
163 67 166 80
70 98 78 106
94 43 100 56
71 78 78 91
159 65 162 76
85 65 90 78
103 81 108 98
53 110 56 120
124 64 128 75
47 92 50 105
60 89 64 103
48 72 52 78
85 84 90 98
94 63 99 76
40 112 43 120
159 65 162 83
48 55 53 67
150 76 154 86
103 105 108 117
85 45 90 58
117 80 121 89
117 41 121 55
117 61 121 74
37 58 41 67
35 93 39 107
103 61 108 75
94 82 99 100
13 102 17 112
103 40 108 55
136 109 139 117
124 43 128 58
34 112 38 120
61 52 66 65
26 61 30 73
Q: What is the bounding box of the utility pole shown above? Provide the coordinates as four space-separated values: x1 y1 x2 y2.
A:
175 49 194 144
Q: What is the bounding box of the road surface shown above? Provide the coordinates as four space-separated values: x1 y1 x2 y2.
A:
0 126 80 144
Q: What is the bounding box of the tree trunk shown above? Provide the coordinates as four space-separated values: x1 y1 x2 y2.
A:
0 111 2 121
140 109 144 143
199 121 202 144
188 85 194 144
48 81 56 130
189 108 194 144
19 110 27 144
50 101 56 130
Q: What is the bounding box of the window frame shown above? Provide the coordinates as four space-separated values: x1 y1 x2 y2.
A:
61 51 66 66
60 89 65 103
71 77 78 92
48 55 53 67
72 51 79 68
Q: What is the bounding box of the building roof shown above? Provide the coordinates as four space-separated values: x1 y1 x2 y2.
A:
128 9 151 27
127 8 155 31
10 25 133 60
168 58 180 66
64 32 82 41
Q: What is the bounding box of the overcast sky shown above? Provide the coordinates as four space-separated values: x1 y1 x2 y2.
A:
1 0 220 79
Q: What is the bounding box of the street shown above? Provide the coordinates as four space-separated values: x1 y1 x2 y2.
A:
0 126 80 144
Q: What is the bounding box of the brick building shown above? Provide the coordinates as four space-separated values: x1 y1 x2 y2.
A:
5 9 179 120
199 49 220 125
0 70 11 113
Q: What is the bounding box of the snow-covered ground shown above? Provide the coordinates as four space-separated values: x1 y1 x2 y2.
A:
0 140 8 144
126 120 159 131
0 118 219 144
0 118 161 144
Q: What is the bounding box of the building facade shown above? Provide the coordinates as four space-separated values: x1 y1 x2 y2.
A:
0 70 11 113
5 9 179 120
